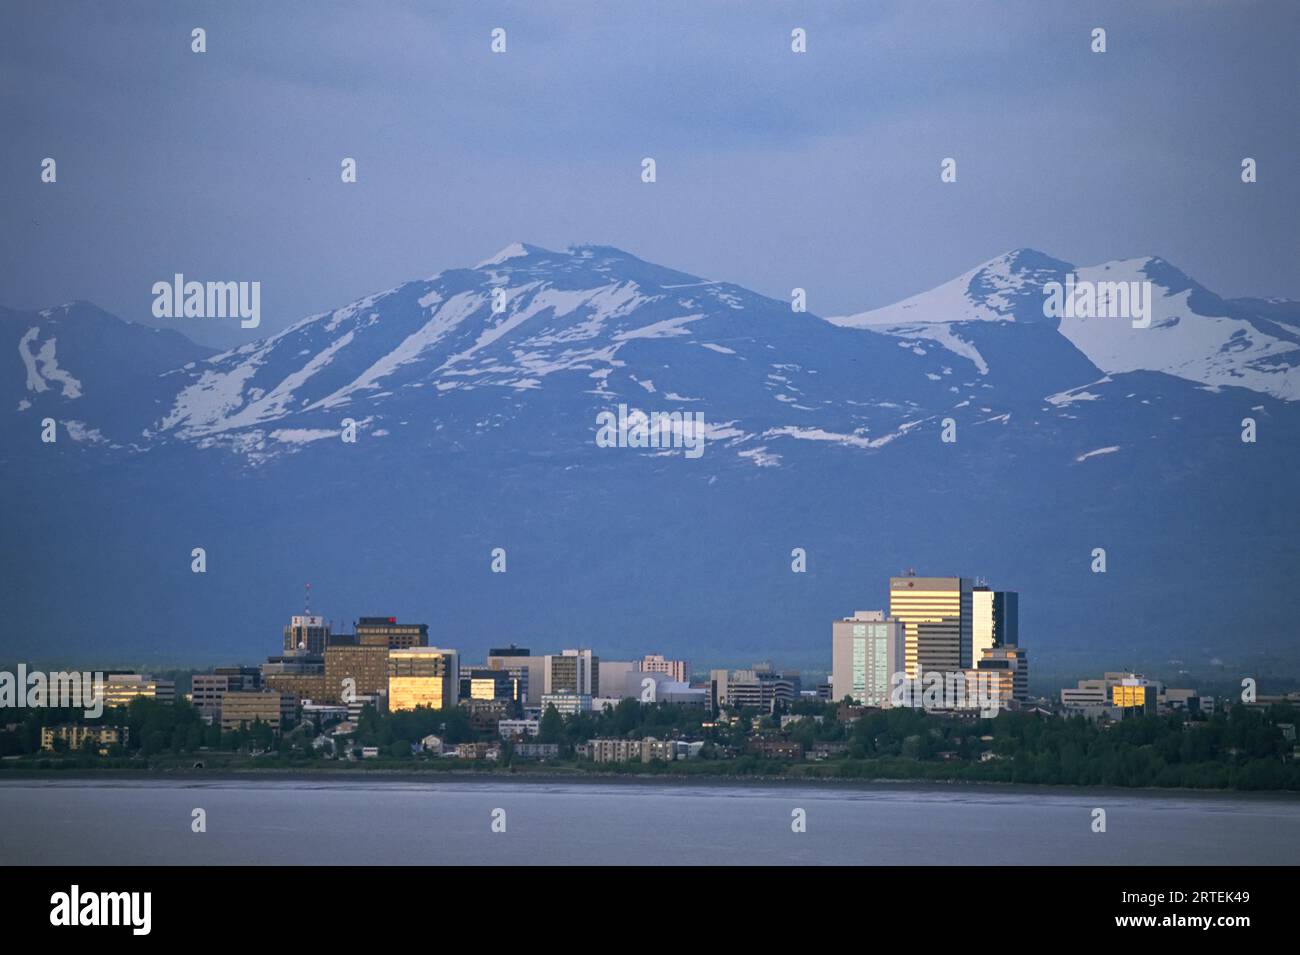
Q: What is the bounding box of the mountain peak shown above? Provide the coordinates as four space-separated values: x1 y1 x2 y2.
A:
986 247 1075 274
475 242 554 268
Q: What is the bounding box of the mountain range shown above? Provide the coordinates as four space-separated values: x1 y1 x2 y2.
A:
5 244 1298 678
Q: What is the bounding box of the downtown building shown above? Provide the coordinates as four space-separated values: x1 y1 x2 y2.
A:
191 666 262 724
970 587 1027 707
974 645 1030 708
261 653 327 704
1059 672 1190 718
640 654 690 683
598 660 640 699
544 649 599 697
388 647 459 711
461 667 521 706
323 644 389 703
831 610 906 707
888 575 974 676
220 690 292 732
356 616 429 650
888 575 1028 711
283 615 331 654
486 645 541 707
709 664 801 712
102 673 176 707
971 587 1018 666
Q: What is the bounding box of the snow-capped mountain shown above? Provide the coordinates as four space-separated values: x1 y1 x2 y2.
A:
831 248 1300 401
5 245 1298 670
128 243 969 466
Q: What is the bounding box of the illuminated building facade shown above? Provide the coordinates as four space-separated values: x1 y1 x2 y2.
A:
388 647 459 711
889 575 974 677
103 673 176 707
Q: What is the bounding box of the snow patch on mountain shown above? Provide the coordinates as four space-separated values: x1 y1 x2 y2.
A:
19 328 83 399
316 291 485 408
1076 445 1121 462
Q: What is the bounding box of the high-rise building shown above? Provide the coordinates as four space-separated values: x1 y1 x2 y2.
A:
283 615 330 654
388 648 459 711
356 616 428 649
831 610 906 707
993 591 1018 647
889 575 974 676
971 587 1020 663
972 588 995 667
324 645 389 703
486 646 541 707
544 649 599 697
640 654 689 683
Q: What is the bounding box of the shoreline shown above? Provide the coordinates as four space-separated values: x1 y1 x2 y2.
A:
3 766 1299 800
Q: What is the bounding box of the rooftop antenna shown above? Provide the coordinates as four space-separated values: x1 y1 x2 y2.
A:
304 582 311 616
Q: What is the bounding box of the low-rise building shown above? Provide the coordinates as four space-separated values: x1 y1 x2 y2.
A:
191 667 261 723
541 692 591 716
220 690 287 732
41 724 127 753
584 737 701 763
811 741 849 760
512 743 560 760
498 718 540 739
711 664 801 711
301 702 349 725
464 698 511 734
748 738 804 760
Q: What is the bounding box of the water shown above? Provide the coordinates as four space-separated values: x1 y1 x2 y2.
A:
2 777 1297 865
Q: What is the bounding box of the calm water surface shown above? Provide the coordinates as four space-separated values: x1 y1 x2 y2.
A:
2 777 1297 865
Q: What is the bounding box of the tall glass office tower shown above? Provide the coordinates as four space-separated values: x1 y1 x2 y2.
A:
888 576 974 677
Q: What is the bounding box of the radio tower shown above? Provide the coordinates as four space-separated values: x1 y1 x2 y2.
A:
304 582 312 615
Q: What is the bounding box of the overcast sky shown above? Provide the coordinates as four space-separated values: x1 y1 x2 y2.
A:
3 0 1297 348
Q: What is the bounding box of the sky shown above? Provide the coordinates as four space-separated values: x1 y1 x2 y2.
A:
3 0 1298 349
